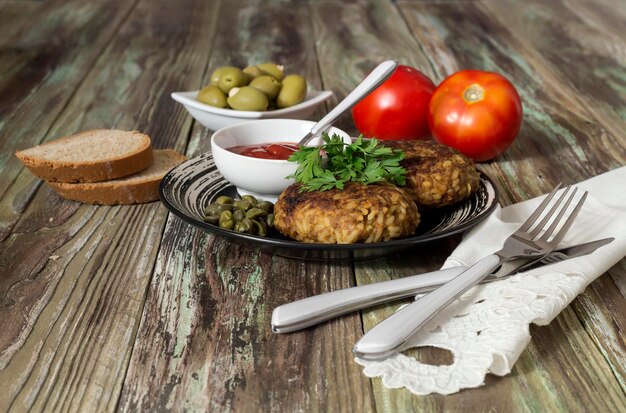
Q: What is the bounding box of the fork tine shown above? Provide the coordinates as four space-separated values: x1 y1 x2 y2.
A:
541 191 588 246
518 183 562 232
536 187 578 240
528 186 576 239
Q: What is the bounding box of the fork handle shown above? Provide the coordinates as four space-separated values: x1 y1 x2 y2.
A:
353 254 502 360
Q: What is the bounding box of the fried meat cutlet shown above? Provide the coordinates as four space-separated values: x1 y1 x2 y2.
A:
274 182 419 244
384 139 480 208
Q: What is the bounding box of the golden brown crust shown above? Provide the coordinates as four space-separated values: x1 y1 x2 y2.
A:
274 182 419 244
47 149 186 205
384 139 480 208
15 130 154 183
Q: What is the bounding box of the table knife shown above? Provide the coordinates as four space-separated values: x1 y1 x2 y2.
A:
271 237 613 333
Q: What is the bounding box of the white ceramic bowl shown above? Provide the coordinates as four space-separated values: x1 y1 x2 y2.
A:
171 89 333 130
211 119 351 200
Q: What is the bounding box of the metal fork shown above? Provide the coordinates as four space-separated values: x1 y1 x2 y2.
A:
353 184 588 360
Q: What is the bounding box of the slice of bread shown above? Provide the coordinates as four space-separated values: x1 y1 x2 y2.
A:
16 129 154 183
47 149 186 205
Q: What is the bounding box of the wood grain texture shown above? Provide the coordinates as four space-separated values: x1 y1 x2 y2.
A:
0 0 220 410
117 1 375 412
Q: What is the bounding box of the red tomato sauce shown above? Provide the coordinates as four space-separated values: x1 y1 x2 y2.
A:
228 142 299 160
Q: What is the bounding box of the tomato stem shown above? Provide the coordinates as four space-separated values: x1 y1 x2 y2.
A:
463 84 484 103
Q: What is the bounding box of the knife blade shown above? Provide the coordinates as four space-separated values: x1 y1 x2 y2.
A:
271 237 614 333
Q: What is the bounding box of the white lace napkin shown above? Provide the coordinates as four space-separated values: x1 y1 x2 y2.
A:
356 166 626 395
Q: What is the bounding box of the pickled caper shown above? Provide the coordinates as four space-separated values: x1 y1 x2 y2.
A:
203 215 219 225
253 219 268 237
241 195 258 206
233 209 245 222
246 207 266 219
219 210 234 230
266 214 275 227
233 199 252 211
257 201 274 214
215 195 234 205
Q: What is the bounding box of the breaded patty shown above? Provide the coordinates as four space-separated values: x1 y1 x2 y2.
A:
384 139 480 208
274 182 419 244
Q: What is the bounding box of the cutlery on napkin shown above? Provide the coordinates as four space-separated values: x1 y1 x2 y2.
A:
355 166 626 395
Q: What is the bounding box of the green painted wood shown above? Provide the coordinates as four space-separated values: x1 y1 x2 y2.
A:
0 0 220 411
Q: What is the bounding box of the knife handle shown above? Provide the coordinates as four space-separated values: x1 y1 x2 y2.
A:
353 254 501 360
271 267 464 333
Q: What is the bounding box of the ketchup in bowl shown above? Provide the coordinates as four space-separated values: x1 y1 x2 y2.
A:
228 142 300 160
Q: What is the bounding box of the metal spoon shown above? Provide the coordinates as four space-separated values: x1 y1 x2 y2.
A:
297 60 398 147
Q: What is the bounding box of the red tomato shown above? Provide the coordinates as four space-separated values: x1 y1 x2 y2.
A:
428 70 523 162
352 65 436 140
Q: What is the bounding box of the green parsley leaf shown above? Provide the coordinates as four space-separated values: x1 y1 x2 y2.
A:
287 133 407 192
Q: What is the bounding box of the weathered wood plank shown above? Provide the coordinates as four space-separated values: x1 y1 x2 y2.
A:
0 0 220 410
117 1 375 412
0 0 136 242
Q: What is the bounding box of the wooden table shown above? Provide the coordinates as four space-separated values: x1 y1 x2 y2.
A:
1 0 625 411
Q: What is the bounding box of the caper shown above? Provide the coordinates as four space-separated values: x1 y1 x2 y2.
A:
257 200 274 214
242 218 255 234
234 222 246 233
246 207 266 219
266 213 275 227
218 210 234 230
209 66 238 85
204 204 222 217
257 62 284 81
197 85 227 108
241 194 258 206
233 200 252 211
203 215 219 225
217 67 249 94
252 219 268 237
215 195 234 205
277 74 307 108
227 86 268 111
249 75 281 100
233 209 245 222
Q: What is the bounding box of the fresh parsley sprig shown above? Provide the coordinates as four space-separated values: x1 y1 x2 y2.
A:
287 133 407 192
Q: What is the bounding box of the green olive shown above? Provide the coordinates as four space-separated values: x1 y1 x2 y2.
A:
249 75 281 100
241 195 258 206
197 85 227 108
227 86 268 111
217 67 249 94
243 65 265 80
257 201 274 214
276 74 307 108
203 215 219 225
257 62 284 81
215 195 234 205
210 66 238 86
218 210 234 230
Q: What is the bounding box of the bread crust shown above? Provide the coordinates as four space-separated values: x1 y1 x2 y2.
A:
15 130 154 183
47 149 186 205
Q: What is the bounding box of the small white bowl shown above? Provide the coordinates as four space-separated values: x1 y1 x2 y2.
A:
211 119 351 200
172 89 333 130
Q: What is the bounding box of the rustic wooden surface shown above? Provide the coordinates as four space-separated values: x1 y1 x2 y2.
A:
0 0 624 412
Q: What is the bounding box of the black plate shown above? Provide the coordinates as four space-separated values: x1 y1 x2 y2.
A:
159 152 498 261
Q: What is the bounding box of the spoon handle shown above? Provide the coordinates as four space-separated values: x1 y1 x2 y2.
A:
299 60 398 146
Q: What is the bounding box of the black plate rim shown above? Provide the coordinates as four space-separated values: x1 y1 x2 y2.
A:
158 153 499 254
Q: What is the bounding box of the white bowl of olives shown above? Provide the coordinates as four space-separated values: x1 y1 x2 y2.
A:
172 62 333 131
